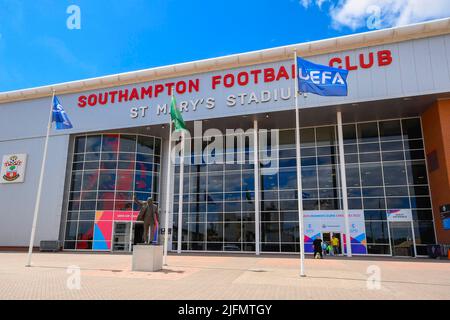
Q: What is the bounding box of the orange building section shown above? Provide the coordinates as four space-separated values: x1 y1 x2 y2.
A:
421 99 450 244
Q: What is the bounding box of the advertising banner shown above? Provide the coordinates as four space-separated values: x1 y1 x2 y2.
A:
386 209 412 222
303 210 367 254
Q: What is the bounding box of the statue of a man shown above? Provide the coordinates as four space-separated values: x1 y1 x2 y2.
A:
133 195 159 244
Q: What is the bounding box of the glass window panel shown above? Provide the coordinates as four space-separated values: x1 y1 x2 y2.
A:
119 135 136 153
135 172 152 192
402 118 422 140
261 243 280 252
405 150 425 160
301 157 316 166
279 158 296 168
364 210 386 220
362 187 384 197
63 241 76 250
383 162 407 186
365 221 389 243
404 139 423 150
301 167 317 189
367 244 390 255
85 153 100 161
317 155 337 165
116 171 134 191
84 162 99 170
412 210 433 220
379 120 402 141
225 173 241 192
79 211 95 220
77 221 94 241
343 124 357 144
224 223 241 242
70 172 83 191
320 199 340 210
358 122 379 143
406 161 428 185
381 141 403 151
98 171 116 190
347 188 362 198
100 161 117 170
73 154 84 162
344 144 358 154
300 148 315 157
363 197 386 209
65 221 78 241
386 197 410 209
280 211 299 221
409 186 429 196
280 200 298 211
280 222 299 242
206 223 223 241
154 138 161 155
359 153 381 163
102 134 119 152
348 198 362 209
278 169 297 190
85 135 101 153
262 173 280 190
82 171 99 191
279 130 295 148
96 200 114 210
300 128 315 147
385 186 409 197
316 126 336 146
318 165 338 189
413 221 436 244
359 143 380 153
74 136 86 153
382 151 404 162
303 199 319 210
137 136 154 154
119 153 135 161
410 197 431 209
302 189 318 199
241 172 254 191
261 223 280 242
360 163 383 186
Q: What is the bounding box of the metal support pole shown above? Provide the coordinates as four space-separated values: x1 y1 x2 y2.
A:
253 120 260 255
26 90 55 267
337 111 352 257
177 130 185 254
162 121 173 266
294 52 306 277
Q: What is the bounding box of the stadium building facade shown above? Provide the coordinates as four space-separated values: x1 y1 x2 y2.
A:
1 19 450 257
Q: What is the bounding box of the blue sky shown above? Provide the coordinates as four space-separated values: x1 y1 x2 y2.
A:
1 0 449 92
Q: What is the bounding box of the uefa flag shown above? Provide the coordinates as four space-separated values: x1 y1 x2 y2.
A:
52 96 73 130
297 57 349 96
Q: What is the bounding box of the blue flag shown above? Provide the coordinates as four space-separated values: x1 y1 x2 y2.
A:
52 96 73 130
297 57 349 96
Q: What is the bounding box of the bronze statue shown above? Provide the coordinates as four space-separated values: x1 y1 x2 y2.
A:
133 195 159 244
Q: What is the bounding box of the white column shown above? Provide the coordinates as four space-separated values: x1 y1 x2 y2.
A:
253 120 261 255
162 121 173 266
337 111 352 257
294 52 306 277
177 130 185 254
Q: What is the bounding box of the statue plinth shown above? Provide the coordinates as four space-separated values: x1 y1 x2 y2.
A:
132 244 163 272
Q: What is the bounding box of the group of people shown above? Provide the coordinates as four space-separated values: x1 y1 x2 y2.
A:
312 235 340 259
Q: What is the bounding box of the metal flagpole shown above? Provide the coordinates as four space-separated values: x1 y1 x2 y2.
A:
294 52 306 277
177 129 185 254
163 94 174 266
26 90 55 267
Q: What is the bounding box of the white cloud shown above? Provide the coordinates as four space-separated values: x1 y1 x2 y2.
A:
299 0 328 9
300 0 450 29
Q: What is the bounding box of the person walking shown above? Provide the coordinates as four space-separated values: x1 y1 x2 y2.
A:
332 235 340 255
313 237 323 259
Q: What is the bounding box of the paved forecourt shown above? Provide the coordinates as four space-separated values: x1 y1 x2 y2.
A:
0 252 449 300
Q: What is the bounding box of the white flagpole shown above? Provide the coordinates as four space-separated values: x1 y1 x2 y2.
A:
177 129 185 253
26 90 55 267
163 99 174 266
294 52 306 277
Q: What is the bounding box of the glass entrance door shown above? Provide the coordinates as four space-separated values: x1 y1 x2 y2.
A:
389 222 415 257
112 222 132 252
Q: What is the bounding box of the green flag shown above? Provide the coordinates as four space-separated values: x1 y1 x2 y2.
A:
170 95 187 131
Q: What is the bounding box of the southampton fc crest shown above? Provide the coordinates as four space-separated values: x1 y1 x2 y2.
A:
1 154 27 184
3 155 22 181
